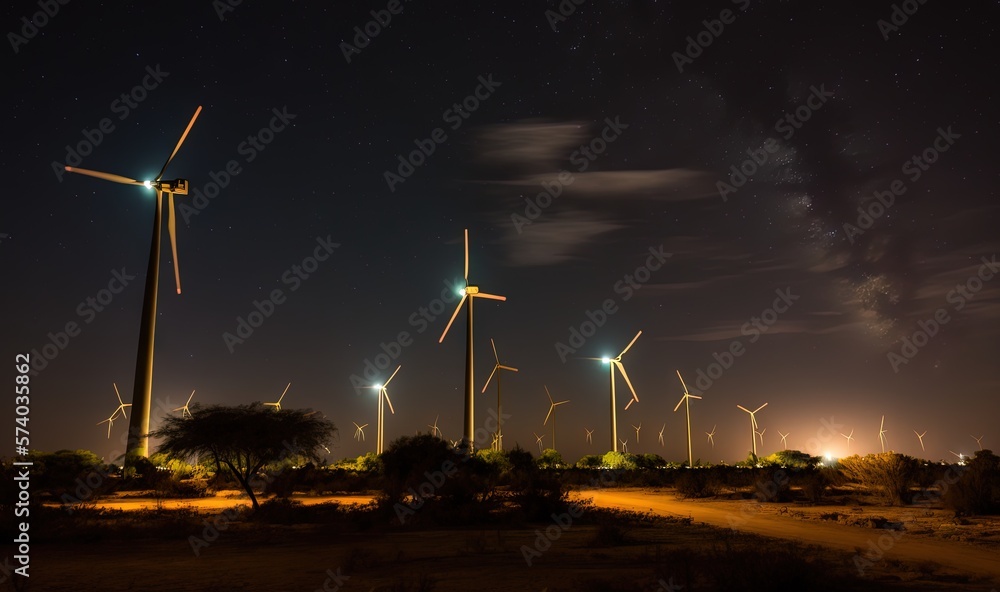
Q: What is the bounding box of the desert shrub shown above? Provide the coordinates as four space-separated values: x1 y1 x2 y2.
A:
27 449 109 496
762 449 820 469
476 448 512 473
575 454 603 469
838 453 917 505
675 470 721 498
636 453 667 469
537 448 564 469
944 449 1000 515
601 450 638 470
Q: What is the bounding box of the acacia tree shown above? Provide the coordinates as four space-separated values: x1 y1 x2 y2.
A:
150 403 336 510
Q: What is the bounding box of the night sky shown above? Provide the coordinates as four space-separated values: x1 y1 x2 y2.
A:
3 1 997 465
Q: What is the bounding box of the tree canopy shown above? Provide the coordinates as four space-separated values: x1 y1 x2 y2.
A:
150 403 336 509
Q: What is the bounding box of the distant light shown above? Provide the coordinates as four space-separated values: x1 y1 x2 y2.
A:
143 180 153 188
824 452 833 461
601 357 611 364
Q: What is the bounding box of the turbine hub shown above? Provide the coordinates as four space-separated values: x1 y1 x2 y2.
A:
465 285 480 295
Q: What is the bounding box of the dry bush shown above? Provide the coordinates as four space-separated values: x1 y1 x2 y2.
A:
837 453 917 506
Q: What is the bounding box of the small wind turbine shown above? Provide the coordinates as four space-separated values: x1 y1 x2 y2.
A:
706 425 717 449
352 422 368 443
65 106 203 463
948 450 965 465
673 370 702 468
97 411 119 439
737 403 767 458
841 429 855 453
369 365 400 454
658 423 666 447
110 382 132 419
481 338 518 450
586 330 641 452
428 415 443 438
619 438 628 453
778 430 789 450
585 428 594 444
971 434 984 451
878 416 888 453
439 229 506 452
914 430 927 453
173 390 195 419
533 432 545 454
632 422 642 444
542 386 570 451
265 383 291 411
756 427 767 448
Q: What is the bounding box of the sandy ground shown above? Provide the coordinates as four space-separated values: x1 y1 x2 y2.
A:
573 488 1000 583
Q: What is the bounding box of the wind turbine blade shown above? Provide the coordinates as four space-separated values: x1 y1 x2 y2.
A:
187 390 196 405
383 391 395 415
490 338 499 364
463 228 469 281
278 382 291 403
438 293 468 342
754 403 768 413
544 405 554 426
689 395 702 400
736 405 751 413
556 400 569 406
474 292 506 301
618 330 642 357
384 365 401 388
499 365 519 372
481 364 499 393
157 105 203 181
676 370 690 394
624 398 635 410
64 167 143 186
544 385 554 405
673 396 685 413
167 192 182 294
614 361 639 402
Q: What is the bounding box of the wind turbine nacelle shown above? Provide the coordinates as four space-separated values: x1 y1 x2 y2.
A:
159 179 189 195
465 285 480 295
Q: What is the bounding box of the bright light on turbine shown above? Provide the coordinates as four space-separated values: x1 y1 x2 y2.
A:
143 180 153 188
601 357 611 364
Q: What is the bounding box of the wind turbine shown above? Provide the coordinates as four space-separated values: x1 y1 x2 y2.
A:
586 330 641 452
97 411 120 439
971 434 984 451
706 425 717 449
173 389 195 419
481 338 518 450
619 438 628 453
914 430 927 453
756 427 767 449
778 430 789 450
110 382 132 419
631 422 642 445
352 422 368 443
533 432 545 454
737 403 767 458
439 229 506 452
878 416 888 453
369 365 400 454
841 429 855 453
658 423 666 448
673 370 702 468
585 428 594 445
428 415 443 438
265 383 291 411
542 386 570 451
65 106 203 463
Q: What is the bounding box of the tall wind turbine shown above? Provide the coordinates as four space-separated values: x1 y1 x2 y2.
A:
587 330 641 452
878 416 888 453
369 365 400 454
65 106 203 463
585 428 594 445
265 383 291 411
971 434 984 451
706 425 717 449
673 370 702 468
914 430 927 453
778 431 789 450
428 415 443 438
173 390 196 419
542 386 570 451
737 403 767 459
439 229 506 452
481 338 518 450
841 429 855 453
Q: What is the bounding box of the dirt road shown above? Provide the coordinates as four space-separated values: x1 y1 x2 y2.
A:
574 488 1000 583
